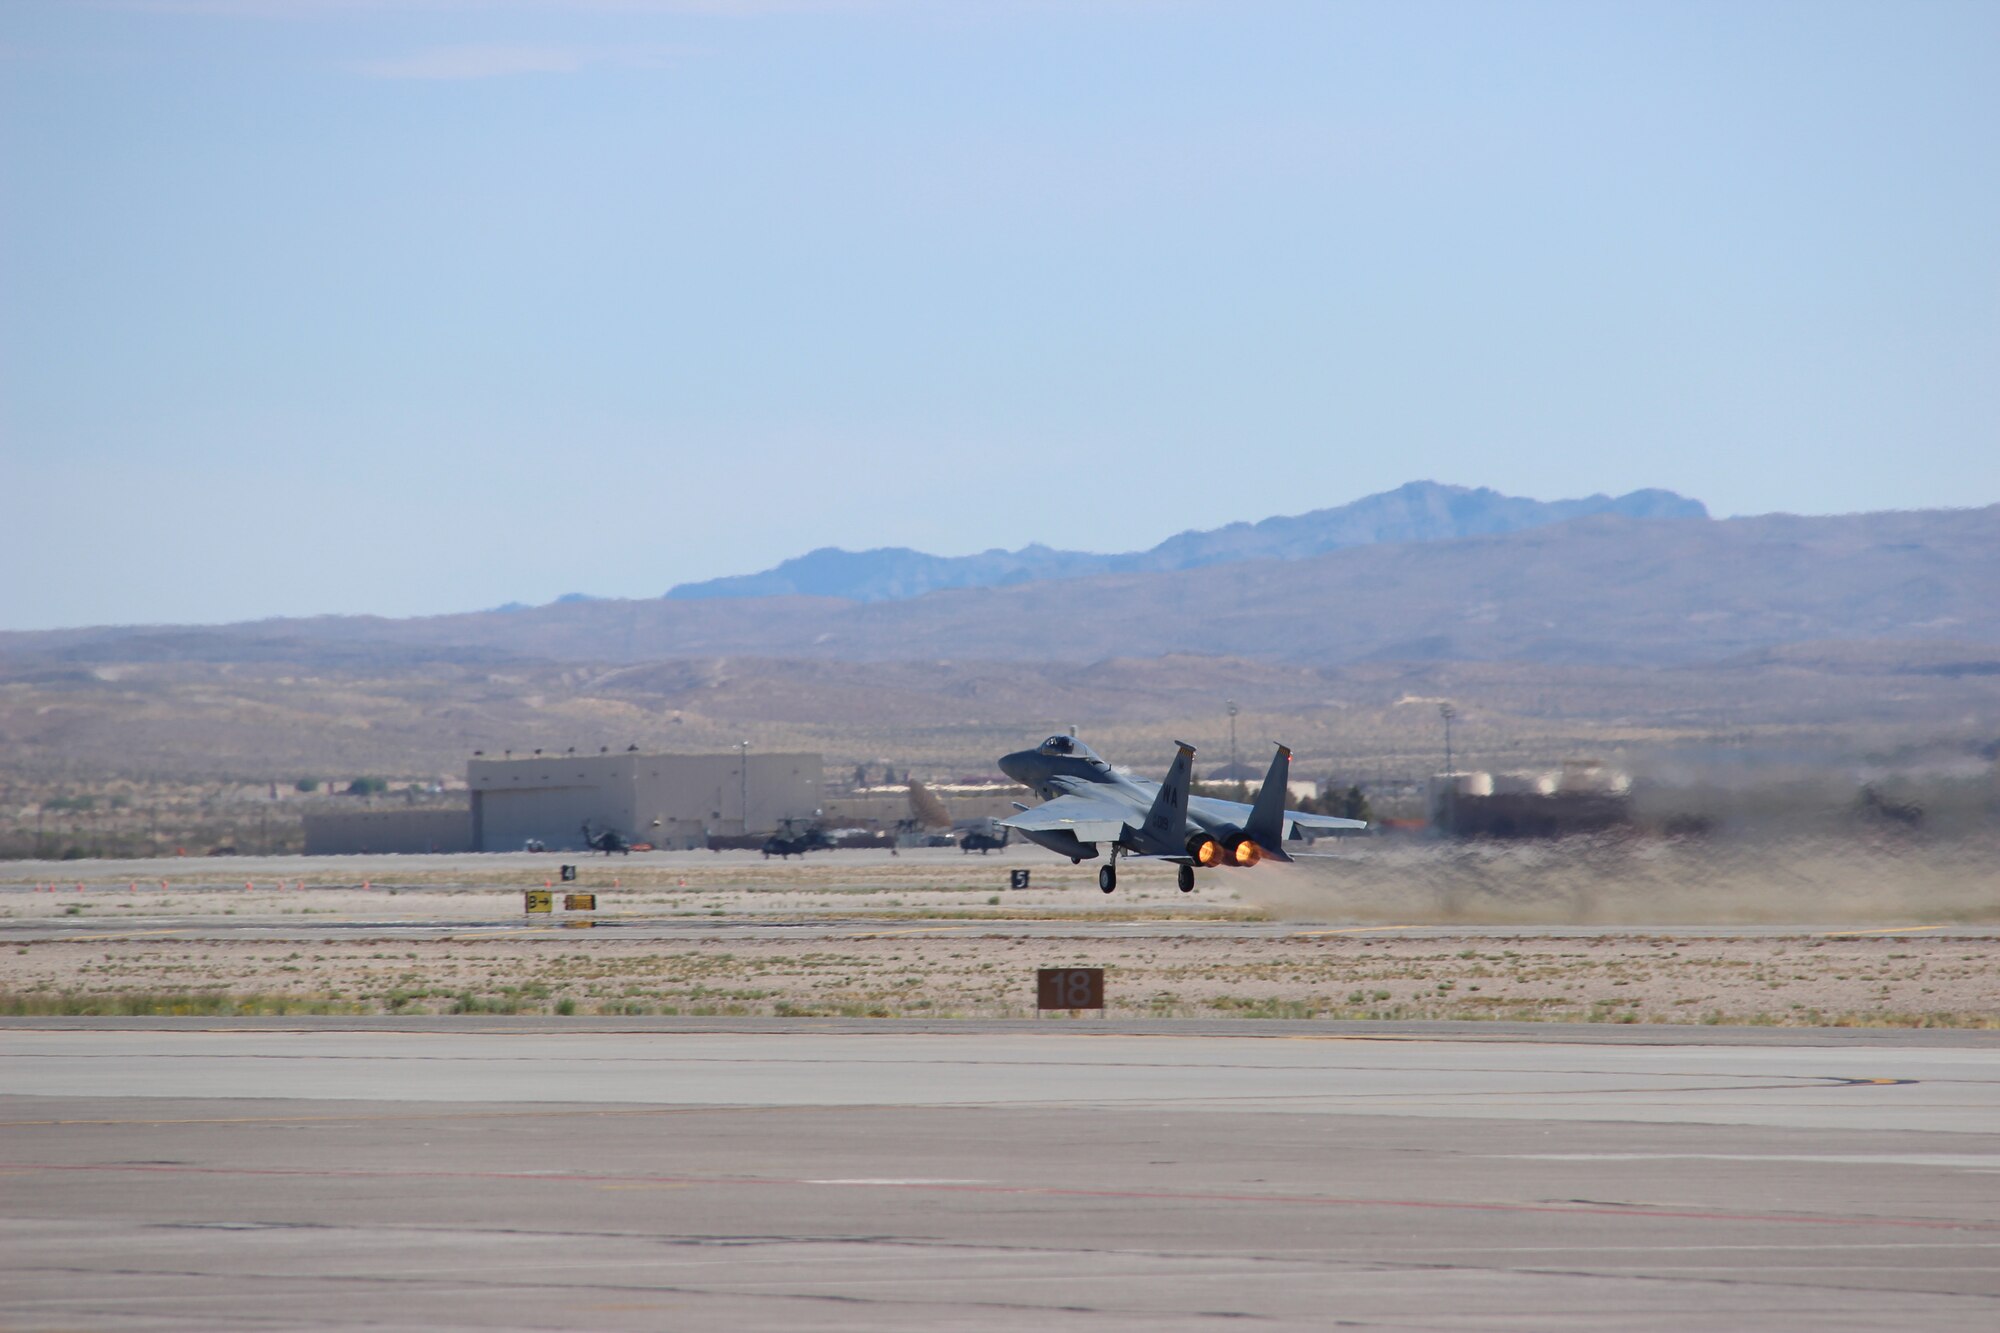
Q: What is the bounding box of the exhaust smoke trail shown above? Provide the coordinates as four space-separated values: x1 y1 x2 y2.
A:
1233 834 2000 926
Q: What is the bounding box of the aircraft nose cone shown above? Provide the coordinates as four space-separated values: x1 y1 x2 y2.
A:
998 750 1035 785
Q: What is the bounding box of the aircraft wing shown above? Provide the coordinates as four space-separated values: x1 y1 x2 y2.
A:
1190 794 1368 838
1000 794 1135 845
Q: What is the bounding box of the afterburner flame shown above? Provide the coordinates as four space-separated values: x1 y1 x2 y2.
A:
1233 840 1261 867
1193 837 1222 867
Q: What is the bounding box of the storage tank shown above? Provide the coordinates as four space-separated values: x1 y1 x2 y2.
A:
1559 759 1631 795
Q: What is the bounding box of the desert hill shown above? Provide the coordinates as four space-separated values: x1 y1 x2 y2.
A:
5 645 1996 786
6 504 1994 672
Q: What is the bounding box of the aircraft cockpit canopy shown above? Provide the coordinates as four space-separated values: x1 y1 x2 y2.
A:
1037 735 1106 767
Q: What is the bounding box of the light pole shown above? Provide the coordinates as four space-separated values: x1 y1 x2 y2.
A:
1226 699 1240 795
738 740 750 835
1438 702 1457 837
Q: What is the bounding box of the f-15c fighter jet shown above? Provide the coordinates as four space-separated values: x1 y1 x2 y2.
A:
999 735 1368 894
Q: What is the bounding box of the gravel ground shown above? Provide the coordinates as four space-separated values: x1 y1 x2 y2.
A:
5 930 1998 1026
4 842 1995 1026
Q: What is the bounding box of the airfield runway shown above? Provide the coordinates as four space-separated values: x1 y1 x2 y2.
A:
17 911 2000 942
4 1020 1999 1330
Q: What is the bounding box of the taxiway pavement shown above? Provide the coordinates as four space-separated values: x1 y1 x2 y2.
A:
3 1020 1997 1330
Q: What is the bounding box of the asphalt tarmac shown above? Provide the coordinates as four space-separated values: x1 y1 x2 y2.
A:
10 910 1997 944
4 1020 1997 1330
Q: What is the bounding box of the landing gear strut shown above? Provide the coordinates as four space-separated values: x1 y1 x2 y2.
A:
1177 864 1195 893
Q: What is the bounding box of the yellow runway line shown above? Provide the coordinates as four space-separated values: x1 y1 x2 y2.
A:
1819 925 1947 937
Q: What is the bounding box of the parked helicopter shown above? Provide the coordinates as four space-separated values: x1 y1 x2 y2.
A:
762 818 836 859
580 821 631 856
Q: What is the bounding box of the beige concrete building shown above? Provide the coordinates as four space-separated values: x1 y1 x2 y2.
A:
468 750 823 851
302 808 474 856
822 786 1024 829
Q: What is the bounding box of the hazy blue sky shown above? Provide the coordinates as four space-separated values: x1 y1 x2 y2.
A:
3 1 1994 630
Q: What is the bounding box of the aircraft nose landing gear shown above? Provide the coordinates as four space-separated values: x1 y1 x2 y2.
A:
1177 864 1195 893
1098 863 1117 894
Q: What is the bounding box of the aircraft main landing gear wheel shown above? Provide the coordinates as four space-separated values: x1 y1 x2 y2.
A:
1177 864 1195 893
1098 864 1117 894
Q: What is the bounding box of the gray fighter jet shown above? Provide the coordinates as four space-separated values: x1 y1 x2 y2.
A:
998 735 1368 894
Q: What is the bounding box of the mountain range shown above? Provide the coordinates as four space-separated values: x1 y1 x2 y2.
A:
5 495 1994 672
665 481 1709 603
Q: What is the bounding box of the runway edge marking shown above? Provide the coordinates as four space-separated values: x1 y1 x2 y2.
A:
4 1161 1992 1233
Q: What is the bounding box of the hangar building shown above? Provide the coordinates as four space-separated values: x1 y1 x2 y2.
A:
468 750 823 852
302 808 475 856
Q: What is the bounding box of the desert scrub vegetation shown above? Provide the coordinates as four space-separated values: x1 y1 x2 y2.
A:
0 774 474 861
3 928 1995 1025
0 991 368 1017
